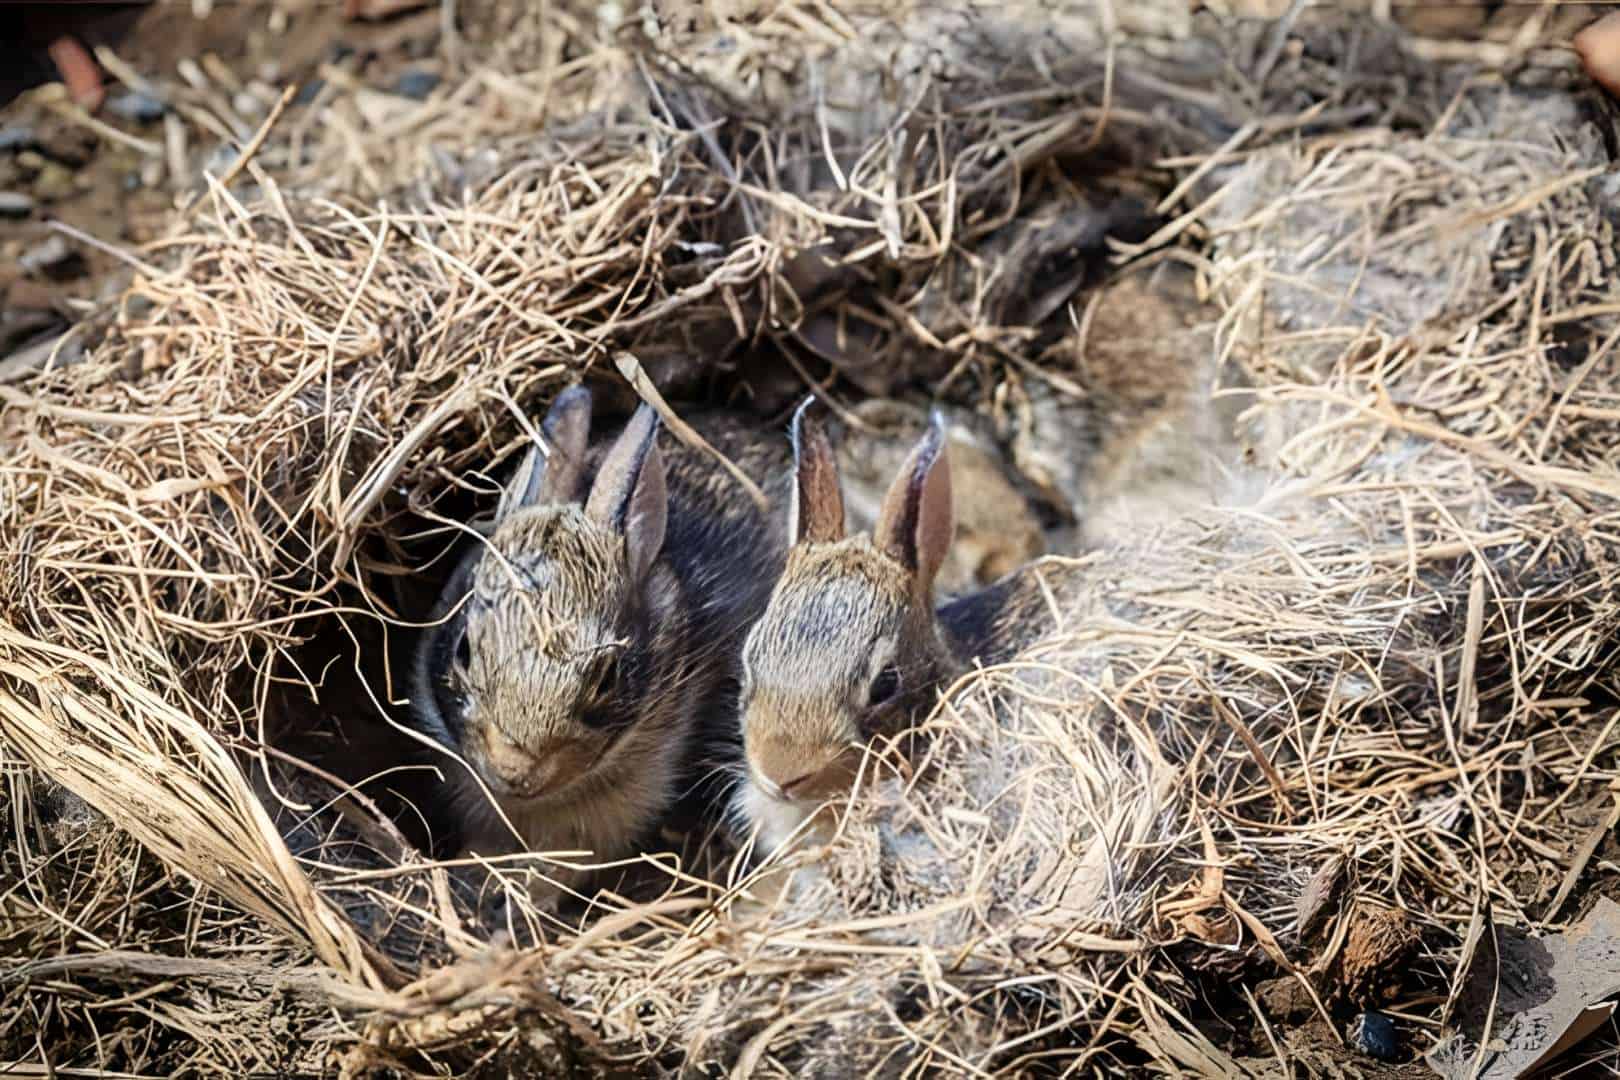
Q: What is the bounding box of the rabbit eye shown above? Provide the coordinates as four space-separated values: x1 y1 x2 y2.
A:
868 663 900 708
579 650 624 723
593 652 621 694
580 661 624 730
580 706 618 730
453 629 472 673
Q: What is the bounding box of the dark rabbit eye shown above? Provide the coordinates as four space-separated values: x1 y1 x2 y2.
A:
593 652 621 695
579 651 624 729
580 706 618 730
454 629 472 672
581 674 622 730
868 663 900 707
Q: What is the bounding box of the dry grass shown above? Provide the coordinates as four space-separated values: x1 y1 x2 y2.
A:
1 1 1617 1075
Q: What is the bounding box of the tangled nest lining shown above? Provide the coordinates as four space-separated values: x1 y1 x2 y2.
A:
3 1 1620 1075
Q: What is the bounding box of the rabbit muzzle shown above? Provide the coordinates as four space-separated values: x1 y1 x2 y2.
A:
747 739 859 805
477 724 604 800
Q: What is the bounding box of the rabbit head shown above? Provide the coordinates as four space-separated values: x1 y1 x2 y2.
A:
733 399 956 847
413 387 689 845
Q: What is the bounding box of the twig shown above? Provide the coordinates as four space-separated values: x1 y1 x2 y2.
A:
614 352 769 511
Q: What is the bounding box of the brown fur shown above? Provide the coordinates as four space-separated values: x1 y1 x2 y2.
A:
734 405 966 854
789 401 846 544
836 399 1046 594
741 541 928 801
449 507 691 871
412 387 789 904
734 405 1102 856
873 415 953 586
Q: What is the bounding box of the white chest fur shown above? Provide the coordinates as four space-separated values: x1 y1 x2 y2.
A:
733 775 821 857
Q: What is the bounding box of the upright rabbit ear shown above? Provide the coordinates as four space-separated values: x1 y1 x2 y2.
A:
788 397 845 545
496 385 593 522
584 403 668 585
874 409 954 594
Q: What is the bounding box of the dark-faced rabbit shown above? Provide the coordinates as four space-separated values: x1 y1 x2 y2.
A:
412 385 788 905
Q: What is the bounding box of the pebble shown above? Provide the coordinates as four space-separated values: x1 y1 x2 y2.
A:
1254 977 1314 1023
232 91 265 123
203 144 239 176
105 90 168 124
1347 1011 1399 1062
19 236 74 275
392 69 440 100
0 191 34 217
0 127 36 153
31 162 76 203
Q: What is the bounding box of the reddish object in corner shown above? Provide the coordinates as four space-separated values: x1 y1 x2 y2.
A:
46 34 105 112
1575 12 1620 99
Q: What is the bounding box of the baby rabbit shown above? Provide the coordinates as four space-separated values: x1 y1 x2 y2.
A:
734 400 1061 855
412 385 787 903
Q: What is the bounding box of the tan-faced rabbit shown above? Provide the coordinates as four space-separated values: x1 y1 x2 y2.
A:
733 400 1069 855
412 385 788 905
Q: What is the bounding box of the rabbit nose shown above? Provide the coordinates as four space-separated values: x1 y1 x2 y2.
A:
749 739 855 802
777 756 853 801
483 729 577 794
778 769 822 799
482 729 539 783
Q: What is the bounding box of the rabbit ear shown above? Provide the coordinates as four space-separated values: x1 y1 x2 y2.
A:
788 397 845 545
497 385 592 522
584 403 668 584
874 409 954 593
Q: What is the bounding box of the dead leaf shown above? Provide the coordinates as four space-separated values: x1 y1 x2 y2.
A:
1431 897 1620 1079
1295 854 1345 942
